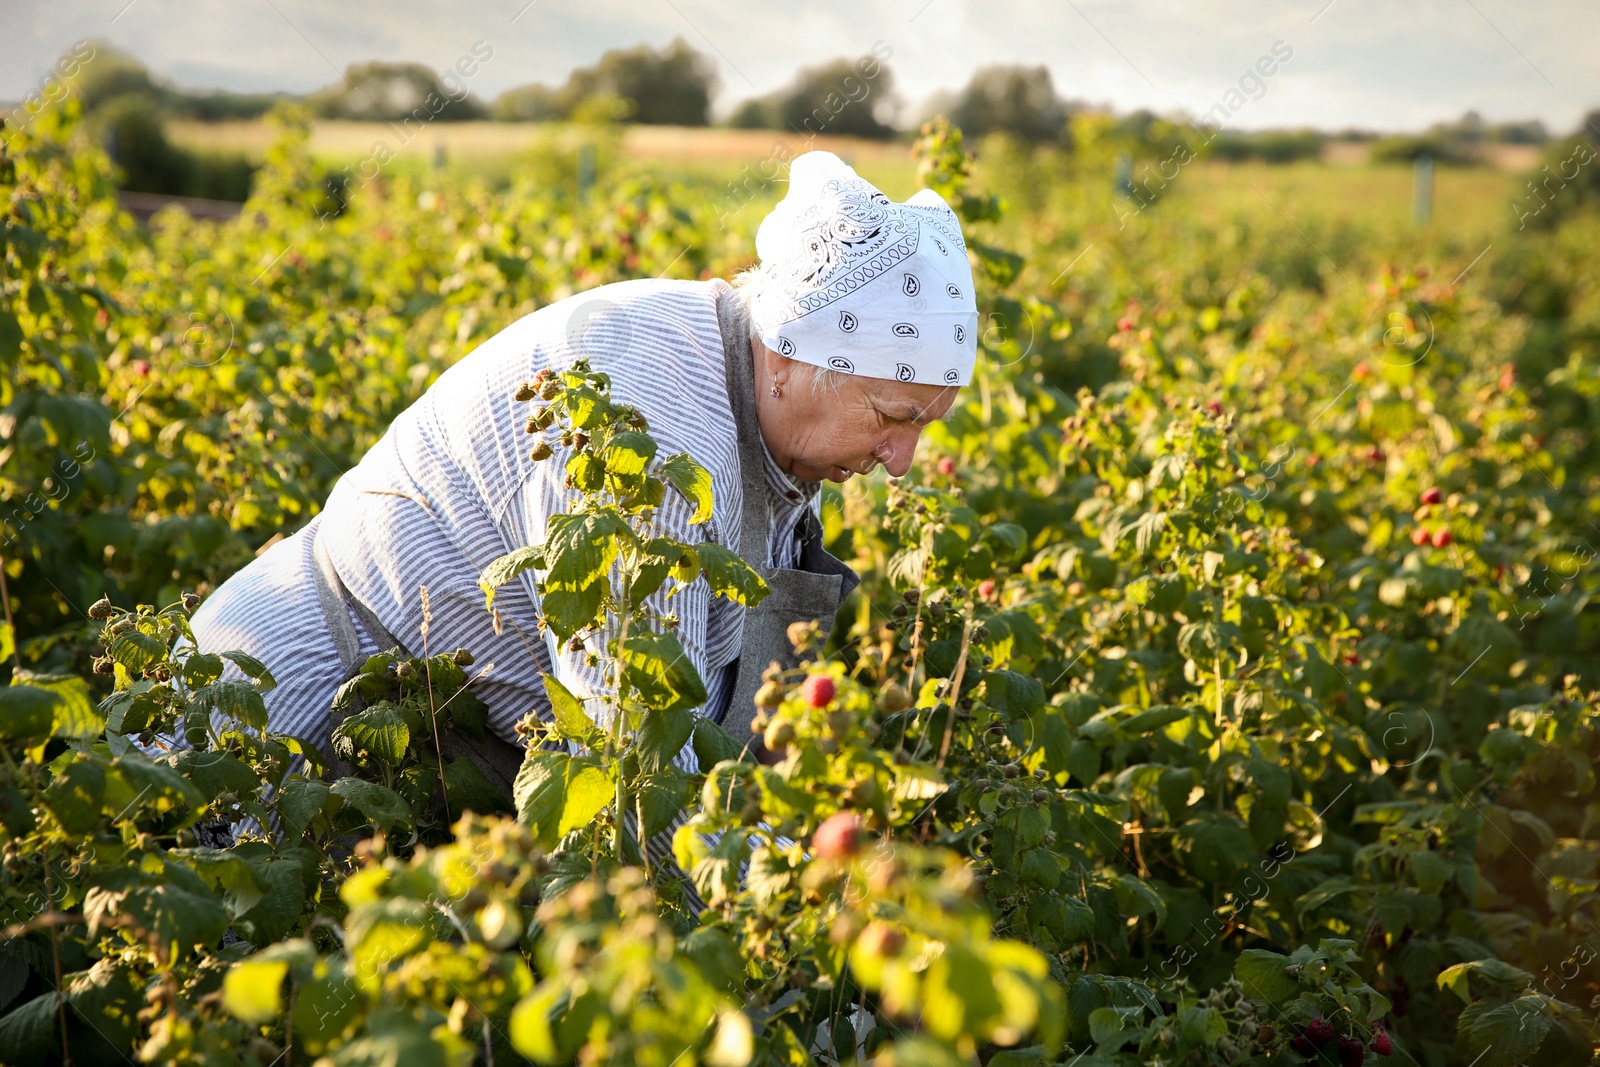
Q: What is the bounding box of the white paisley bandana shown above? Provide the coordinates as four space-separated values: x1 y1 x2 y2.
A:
751 151 980 387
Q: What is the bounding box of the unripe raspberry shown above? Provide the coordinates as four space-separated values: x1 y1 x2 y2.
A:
763 720 794 751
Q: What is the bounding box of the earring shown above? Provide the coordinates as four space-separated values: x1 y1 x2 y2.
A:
770 380 782 398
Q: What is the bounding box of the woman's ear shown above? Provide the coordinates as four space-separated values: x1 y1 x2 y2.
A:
756 337 797 391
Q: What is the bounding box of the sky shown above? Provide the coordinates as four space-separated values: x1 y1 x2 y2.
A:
2 0 1595 135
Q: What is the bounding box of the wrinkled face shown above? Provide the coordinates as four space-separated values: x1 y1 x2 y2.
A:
753 338 960 483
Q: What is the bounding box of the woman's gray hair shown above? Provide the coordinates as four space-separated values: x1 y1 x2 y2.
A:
731 264 848 396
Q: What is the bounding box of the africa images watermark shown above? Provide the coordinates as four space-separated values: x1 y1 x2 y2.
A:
316 40 495 225
1510 138 1596 230
1 40 96 146
1116 39 1296 228
715 40 896 229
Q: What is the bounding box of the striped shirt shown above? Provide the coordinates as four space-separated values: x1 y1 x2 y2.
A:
191 278 817 776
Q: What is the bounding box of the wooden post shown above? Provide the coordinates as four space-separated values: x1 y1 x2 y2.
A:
1413 153 1434 224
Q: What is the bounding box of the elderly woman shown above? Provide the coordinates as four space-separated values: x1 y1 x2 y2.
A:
190 151 978 793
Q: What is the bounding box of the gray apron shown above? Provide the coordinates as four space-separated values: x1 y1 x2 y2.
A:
711 284 860 749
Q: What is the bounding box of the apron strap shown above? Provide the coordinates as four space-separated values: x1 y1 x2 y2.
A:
713 282 778 570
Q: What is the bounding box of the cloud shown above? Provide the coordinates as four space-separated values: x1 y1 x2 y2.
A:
3 0 1595 133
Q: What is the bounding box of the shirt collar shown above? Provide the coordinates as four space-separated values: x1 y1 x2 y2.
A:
758 436 817 510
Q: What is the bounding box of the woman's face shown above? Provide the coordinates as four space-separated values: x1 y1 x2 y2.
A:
753 340 960 484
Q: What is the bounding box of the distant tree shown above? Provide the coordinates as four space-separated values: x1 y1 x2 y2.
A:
949 65 1071 143
75 44 164 113
1209 129 1324 163
493 38 715 126
773 54 898 139
1581 110 1600 143
492 83 566 122
1489 119 1549 145
310 62 485 122
728 95 781 130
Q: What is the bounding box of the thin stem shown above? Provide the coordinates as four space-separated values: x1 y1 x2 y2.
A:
0 546 21 674
45 851 71 1066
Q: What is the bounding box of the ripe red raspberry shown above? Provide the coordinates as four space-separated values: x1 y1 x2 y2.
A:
1371 1028 1392 1057
1338 1035 1365 1066
1206 399 1223 416
812 811 863 860
1353 361 1371 379
801 674 836 708
1420 486 1443 505
1306 1017 1335 1045
937 456 956 476
977 579 996 600
1292 1036 1314 1056
1431 528 1452 547
1410 526 1431 546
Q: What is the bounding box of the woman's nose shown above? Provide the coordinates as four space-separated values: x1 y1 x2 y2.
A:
877 428 923 477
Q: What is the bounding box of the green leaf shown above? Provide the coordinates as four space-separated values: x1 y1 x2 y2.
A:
330 777 414 834
984 670 1045 722
275 776 331 839
693 543 770 607
223 957 288 1024
1411 849 1452 895
168 847 268 916
182 653 226 688
221 650 277 693
14 672 100 738
659 453 713 524
984 522 1030 563
108 630 167 673
620 631 708 714
43 758 106 835
480 544 546 610
189 680 268 732
114 755 204 819
440 757 513 817
166 749 259 803
542 673 603 746
603 430 657 477
0 993 63 1062
635 707 695 772
333 703 412 765
1234 949 1300 1004
541 510 631 640
513 752 612 848
292 961 363 1053
635 766 690 839
692 717 746 768
0 685 61 740
237 857 305 945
